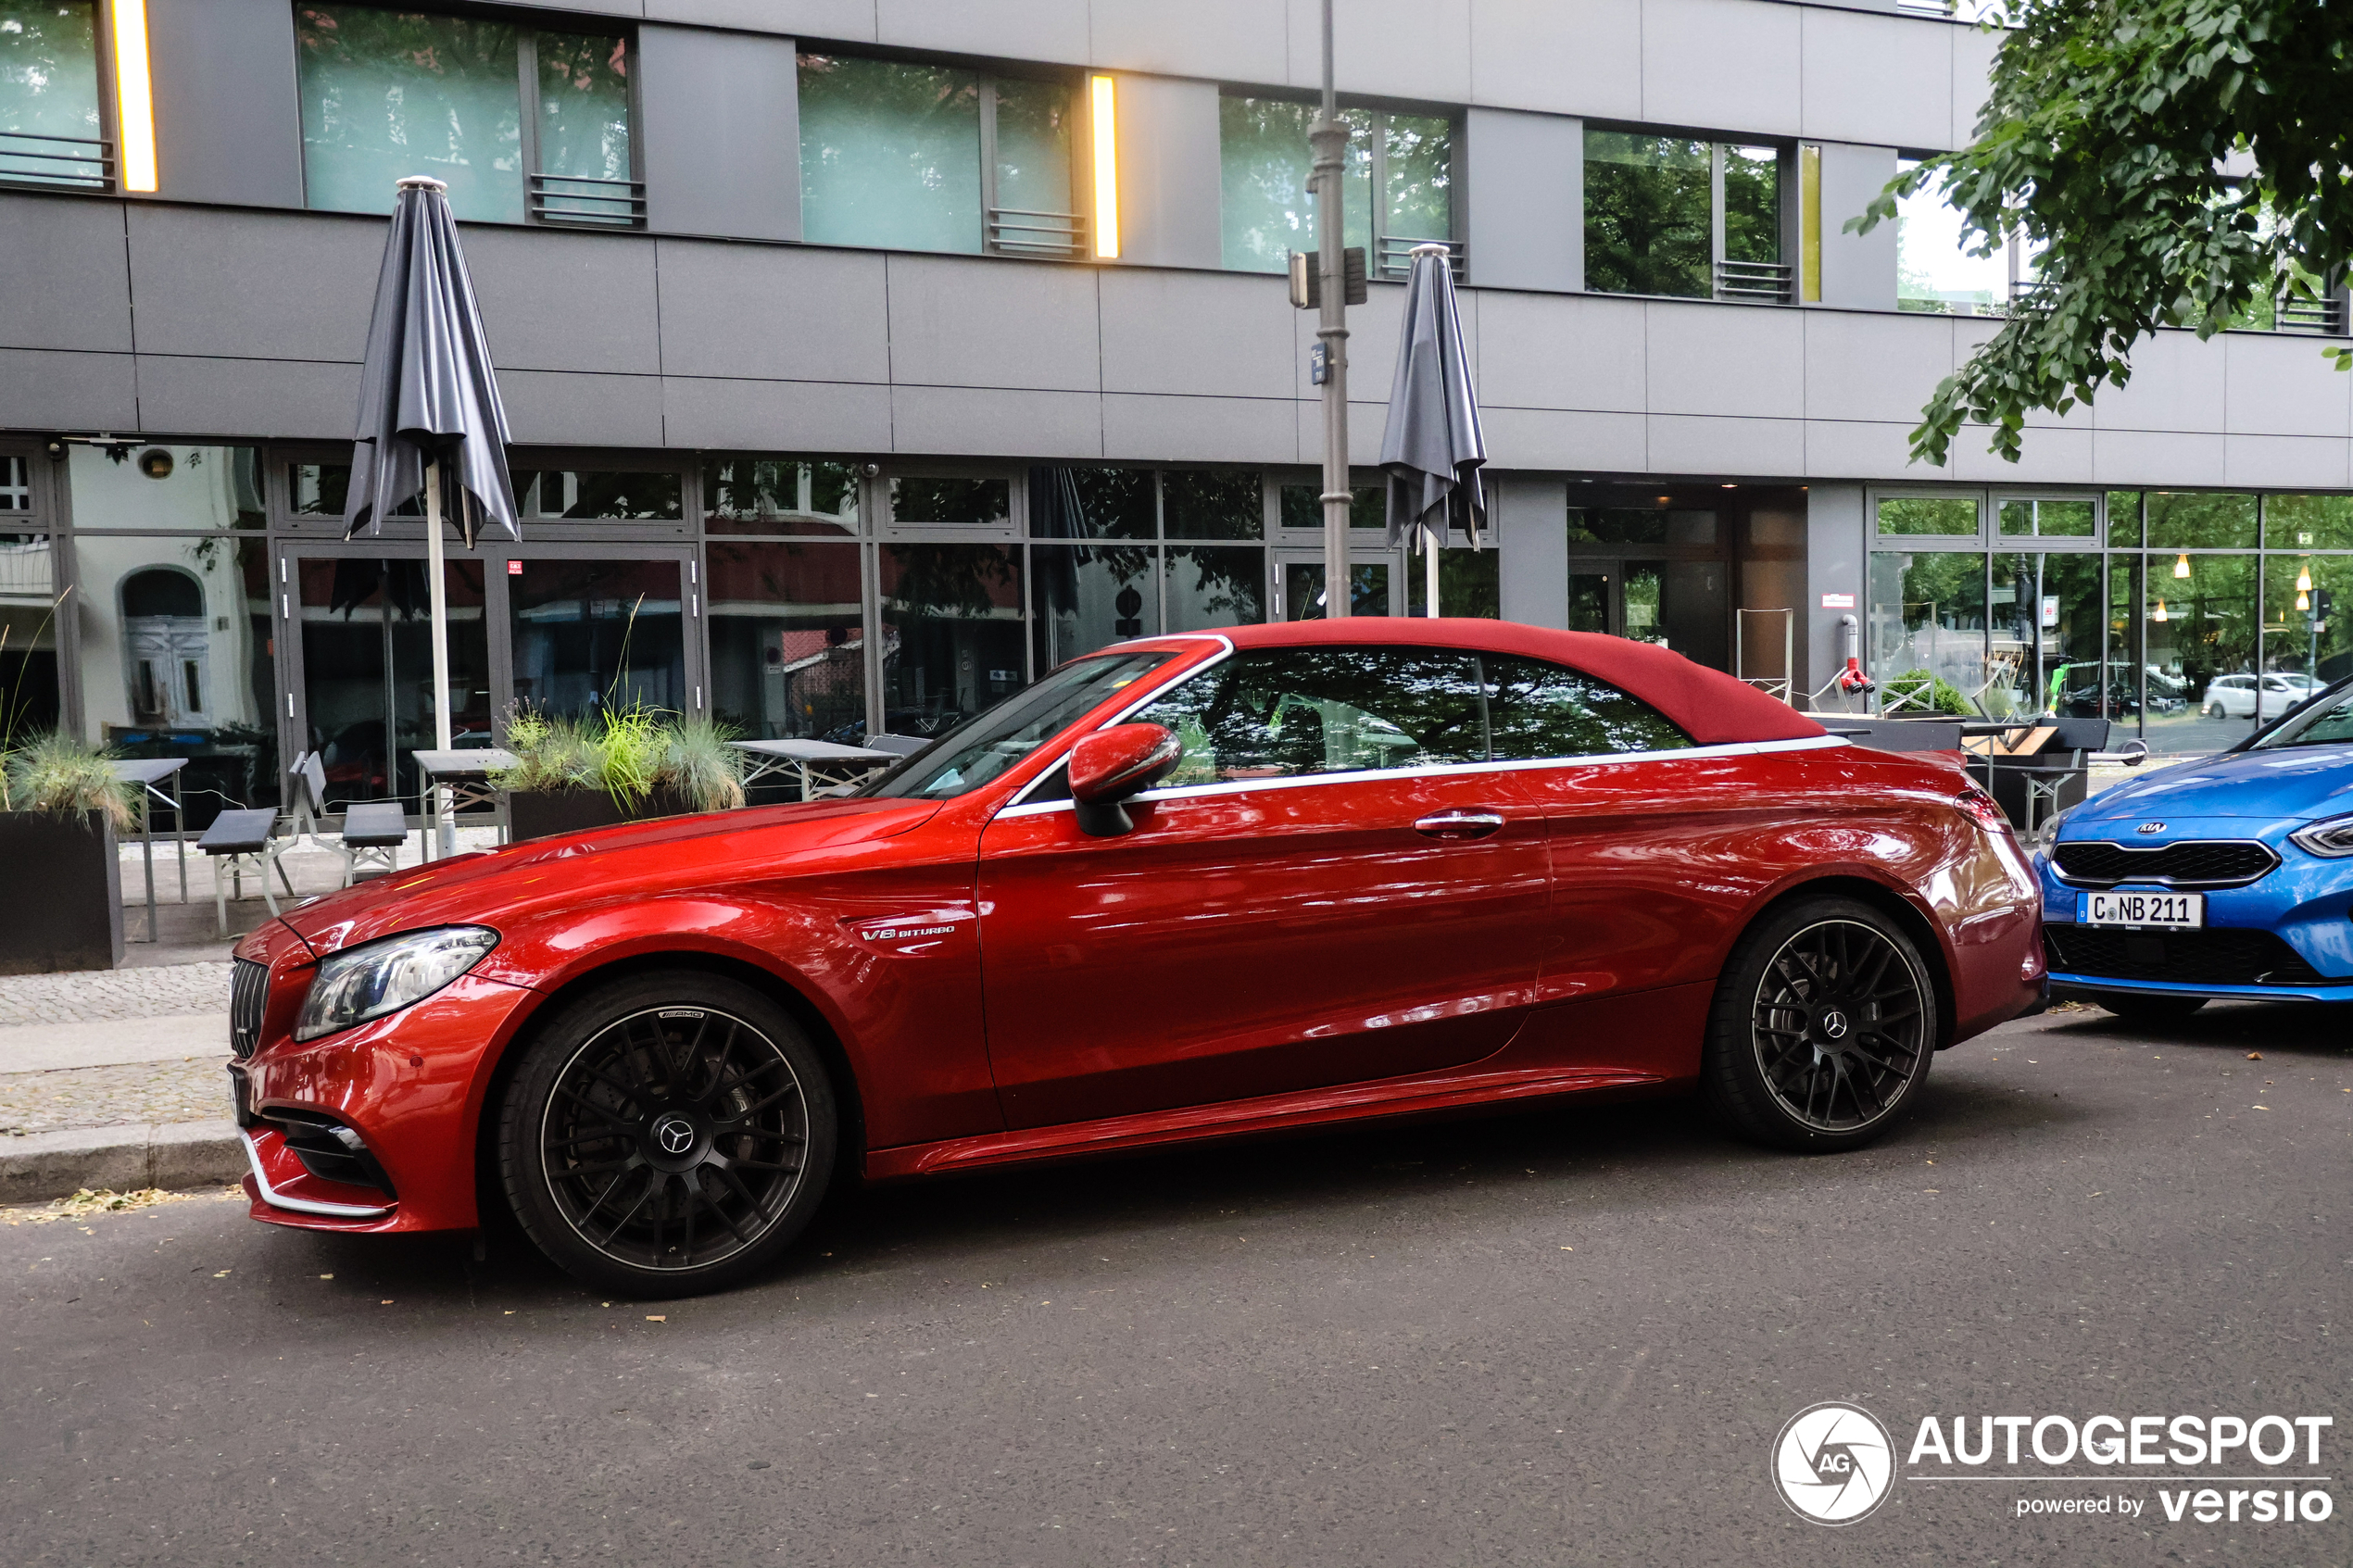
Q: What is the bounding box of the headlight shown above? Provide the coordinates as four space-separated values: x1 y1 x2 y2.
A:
2032 805 2074 852
2289 813 2353 859
296 926 499 1042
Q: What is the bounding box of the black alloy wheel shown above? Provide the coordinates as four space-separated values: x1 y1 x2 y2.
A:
500 973 837 1296
1703 898 1939 1152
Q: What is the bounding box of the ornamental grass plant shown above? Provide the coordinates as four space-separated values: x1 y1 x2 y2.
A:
494 704 747 815
1 731 138 832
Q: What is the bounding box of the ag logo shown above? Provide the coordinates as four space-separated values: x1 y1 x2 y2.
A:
1771 1402 1894 1525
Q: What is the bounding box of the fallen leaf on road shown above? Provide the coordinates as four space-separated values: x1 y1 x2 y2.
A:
2247 1052 2263 1060
212 1271 230 1278
646 1314 666 1323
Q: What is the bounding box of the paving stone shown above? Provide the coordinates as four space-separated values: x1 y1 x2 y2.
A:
0 961 232 1027
0 1059 233 1135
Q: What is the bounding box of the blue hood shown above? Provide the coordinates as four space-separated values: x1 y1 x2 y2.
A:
2077 743 2353 823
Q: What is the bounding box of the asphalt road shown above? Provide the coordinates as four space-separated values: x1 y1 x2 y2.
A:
5 1003 2347 1567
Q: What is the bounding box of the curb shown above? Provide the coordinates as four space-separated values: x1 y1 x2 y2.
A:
0 1121 244 1205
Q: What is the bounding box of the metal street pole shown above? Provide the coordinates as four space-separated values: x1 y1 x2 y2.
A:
1308 0 1351 617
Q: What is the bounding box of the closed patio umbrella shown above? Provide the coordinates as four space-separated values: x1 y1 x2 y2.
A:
343 175 519 851
1378 243 1487 616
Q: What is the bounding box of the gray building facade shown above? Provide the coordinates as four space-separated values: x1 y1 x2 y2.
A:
4 0 2351 822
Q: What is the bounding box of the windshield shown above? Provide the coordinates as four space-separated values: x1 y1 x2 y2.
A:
2246 680 2353 750
860 651 1176 799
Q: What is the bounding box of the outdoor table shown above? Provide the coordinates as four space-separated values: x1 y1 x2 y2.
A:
107 758 187 943
414 748 518 860
730 739 901 802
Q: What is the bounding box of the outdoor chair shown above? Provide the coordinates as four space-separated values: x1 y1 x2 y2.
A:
1982 717 2108 834
198 808 292 935
289 752 409 886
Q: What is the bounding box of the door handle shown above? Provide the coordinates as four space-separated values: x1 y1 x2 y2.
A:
1413 809 1504 841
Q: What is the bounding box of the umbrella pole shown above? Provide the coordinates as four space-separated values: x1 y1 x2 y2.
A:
426 461 455 859
1424 527 1440 617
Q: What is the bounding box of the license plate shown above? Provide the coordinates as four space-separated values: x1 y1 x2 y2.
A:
2080 890 2204 929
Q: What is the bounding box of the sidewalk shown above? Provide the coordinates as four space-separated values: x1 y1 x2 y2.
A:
0 961 242 1203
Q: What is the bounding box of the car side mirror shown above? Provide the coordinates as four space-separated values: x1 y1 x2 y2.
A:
1068 723 1183 837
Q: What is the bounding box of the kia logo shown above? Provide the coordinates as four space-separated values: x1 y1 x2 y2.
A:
654 1115 696 1156
2136 822 2166 834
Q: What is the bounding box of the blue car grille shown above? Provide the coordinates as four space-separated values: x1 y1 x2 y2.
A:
2051 839 2278 888
2044 925 2330 987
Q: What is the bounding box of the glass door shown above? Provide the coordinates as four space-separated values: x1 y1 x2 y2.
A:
503 552 698 723
1564 558 1729 667
287 552 493 808
1274 550 1395 620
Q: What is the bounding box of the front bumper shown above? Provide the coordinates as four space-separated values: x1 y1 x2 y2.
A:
230 928 543 1234
2034 827 2353 1004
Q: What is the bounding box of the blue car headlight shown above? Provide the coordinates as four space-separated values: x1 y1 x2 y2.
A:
2033 805 2075 854
296 926 500 1042
2288 812 2353 859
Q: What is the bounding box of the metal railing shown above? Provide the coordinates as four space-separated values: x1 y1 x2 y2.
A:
0 131 116 193
1714 258 1793 305
0 541 55 598
527 173 646 229
1375 235 1466 282
2274 291 2347 335
987 207 1088 260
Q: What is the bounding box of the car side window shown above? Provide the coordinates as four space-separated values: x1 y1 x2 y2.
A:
1482 653 1692 760
1130 646 1489 784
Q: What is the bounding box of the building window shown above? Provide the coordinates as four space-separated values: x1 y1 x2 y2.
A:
0 452 31 511
0 1 107 191
704 458 861 537
1218 95 1454 277
705 541 867 750
296 6 640 228
1998 499 2096 539
1876 495 1980 538
798 56 1088 259
1585 131 1786 302
511 470 682 521
1894 158 2007 316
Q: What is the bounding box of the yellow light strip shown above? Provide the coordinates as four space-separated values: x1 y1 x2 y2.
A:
112 0 157 193
1089 75 1119 259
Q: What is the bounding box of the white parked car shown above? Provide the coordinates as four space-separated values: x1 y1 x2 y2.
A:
2201 671 2318 719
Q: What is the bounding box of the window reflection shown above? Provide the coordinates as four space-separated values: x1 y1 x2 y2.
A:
706 542 865 745
799 54 982 253
1134 646 1489 782
1584 132 1710 297
0 0 103 188
705 458 860 537
0 529 60 734
1483 654 1691 759
70 446 264 531
878 543 1023 736
1164 546 1265 632
299 557 486 808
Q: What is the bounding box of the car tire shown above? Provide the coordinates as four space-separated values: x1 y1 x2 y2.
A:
498 972 838 1298
2095 992 2208 1024
1702 897 1940 1153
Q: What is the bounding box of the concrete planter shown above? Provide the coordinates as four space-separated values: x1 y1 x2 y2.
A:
504 787 698 843
0 809 124 973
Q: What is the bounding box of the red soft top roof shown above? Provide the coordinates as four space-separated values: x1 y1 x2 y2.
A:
1152 620 1823 747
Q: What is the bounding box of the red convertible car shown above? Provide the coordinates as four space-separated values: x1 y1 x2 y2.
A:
228 621 2044 1294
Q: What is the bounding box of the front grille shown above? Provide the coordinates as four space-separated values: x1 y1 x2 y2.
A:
230 958 269 1059
2044 925 2334 987
266 1109 396 1198
2052 839 2279 888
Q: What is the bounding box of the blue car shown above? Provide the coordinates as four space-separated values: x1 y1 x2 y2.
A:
2032 676 2353 1022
